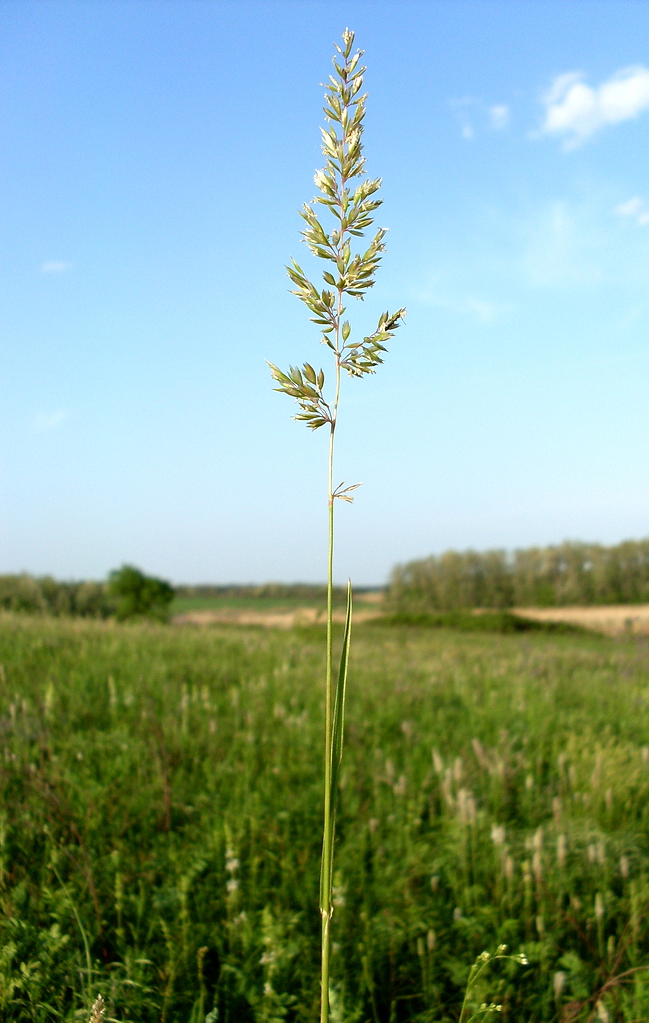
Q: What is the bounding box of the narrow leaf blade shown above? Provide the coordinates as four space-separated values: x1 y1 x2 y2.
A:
330 580 353 810
320 579 353 914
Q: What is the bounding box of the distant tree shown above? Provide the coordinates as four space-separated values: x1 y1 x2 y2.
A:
107 565 174 622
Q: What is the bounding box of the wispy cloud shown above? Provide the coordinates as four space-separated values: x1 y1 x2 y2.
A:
33 410 69 432
615 196 649 226
513 192 649 291
416 276 506 324
41 260 72 274
521 200 610 287
541 66 649 148
450 98 511 140
465 297 501 323
489 105 510 130
450 98 476 140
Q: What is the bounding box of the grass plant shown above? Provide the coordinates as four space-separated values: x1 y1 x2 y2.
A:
268 28 404 1023
2 615 649 1021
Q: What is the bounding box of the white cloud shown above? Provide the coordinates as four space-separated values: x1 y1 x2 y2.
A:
41 260 72 274
541 66 649 147
33 410 68 432
489 105 510 130
615 196 649 225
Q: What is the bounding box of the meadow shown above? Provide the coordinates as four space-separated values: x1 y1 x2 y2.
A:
2 613 649 1023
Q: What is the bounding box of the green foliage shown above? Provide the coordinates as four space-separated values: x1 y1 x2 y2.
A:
107 564 174 622
458 946 528 1023
2 614 649 1021
0 574 114 619
375 610 587 634
388 538 649 614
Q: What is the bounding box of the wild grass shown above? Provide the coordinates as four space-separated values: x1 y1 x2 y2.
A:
2 613 649 1022
268 28 404 1022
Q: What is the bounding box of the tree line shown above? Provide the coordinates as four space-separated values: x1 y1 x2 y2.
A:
6 540 649 620
386 538 649 612
0 565 174 621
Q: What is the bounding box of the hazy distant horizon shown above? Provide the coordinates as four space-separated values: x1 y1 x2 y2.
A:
7 531 649 592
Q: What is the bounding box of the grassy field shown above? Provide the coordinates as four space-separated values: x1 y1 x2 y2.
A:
2 615 649 1023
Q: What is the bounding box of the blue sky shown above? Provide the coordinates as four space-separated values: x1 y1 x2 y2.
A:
2 0 649 585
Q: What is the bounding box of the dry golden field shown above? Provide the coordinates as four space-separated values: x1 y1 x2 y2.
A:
516 603 649 635
172 591 384 628
174 599 649 635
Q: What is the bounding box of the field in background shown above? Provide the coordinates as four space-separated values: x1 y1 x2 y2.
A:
172 589 384 628
516 605 649 637
5 570 649 636
171 583 351 613
171 594 649 636
2 613 649 1022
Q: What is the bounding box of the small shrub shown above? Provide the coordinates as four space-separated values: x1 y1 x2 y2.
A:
107 564 174 622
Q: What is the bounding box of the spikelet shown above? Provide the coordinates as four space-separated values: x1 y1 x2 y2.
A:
491 824 506 847
557 833 567 869
595 892 605 921
472 737 488 770
88 995 105 1023
596 1000 610 1023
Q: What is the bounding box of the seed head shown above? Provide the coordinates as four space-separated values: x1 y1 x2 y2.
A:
88 995 105 1023
595 892 605 920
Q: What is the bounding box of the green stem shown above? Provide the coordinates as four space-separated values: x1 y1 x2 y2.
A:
458 965 476 1023
320 437 334 1023
321 352 341 1023
50 855 93 1007
321 49 349 1023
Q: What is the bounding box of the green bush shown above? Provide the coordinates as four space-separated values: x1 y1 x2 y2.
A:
374 609 586 634
107 564 174 622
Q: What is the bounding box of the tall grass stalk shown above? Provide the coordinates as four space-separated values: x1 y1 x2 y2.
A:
458 946 528 1023
268 28 404 1023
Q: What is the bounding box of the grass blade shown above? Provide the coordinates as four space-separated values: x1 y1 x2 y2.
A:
320 579 353 915
330 579 352 815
